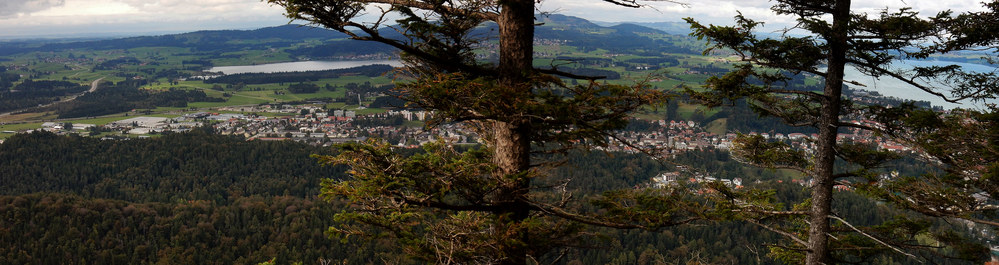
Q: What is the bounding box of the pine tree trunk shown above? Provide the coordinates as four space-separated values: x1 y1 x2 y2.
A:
805 0 851 264
494 1 534 264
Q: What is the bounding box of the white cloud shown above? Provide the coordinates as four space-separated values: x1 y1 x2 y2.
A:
540 0 772 23
0 0 992 38
541 0 989 27
0 0 66 18
0 0 289 37
33 0 137 17
4 0 287 25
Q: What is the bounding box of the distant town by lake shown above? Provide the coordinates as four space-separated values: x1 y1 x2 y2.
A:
209 60 404 74
843 60 997 110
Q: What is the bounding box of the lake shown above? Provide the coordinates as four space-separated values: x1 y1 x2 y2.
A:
209 60 403 74
210 59 994 109
843 60 997 109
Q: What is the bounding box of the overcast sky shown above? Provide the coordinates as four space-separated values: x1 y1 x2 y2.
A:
0 0 989 38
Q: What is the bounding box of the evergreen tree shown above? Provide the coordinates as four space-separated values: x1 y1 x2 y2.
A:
684 1 997 264
265 0 689 264
863 0 999 241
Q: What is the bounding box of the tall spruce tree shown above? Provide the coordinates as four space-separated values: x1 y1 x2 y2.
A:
685 0 998 264
863 0 999 242
264 1 692 264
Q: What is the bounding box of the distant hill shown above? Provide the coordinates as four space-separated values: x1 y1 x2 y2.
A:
537 14 605 32
0 24 347 56
593 21 695 35
0 15 698 57
533 14 698 55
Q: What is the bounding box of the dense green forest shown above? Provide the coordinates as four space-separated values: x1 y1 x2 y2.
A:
0 79 87 113
0 130 360 264
0 193 347 265
46 80 224 118
0 129 338 202
0 130 969 264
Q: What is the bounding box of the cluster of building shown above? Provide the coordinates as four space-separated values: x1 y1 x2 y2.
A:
17 99 917 156
602 117 915 156
651 169 744 190
195 107 447 147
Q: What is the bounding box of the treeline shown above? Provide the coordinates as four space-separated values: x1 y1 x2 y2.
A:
625 56 682 66
565 67 622 79
687 64 731 74
0 130 387 264
0 79 87 113
287 40 396 58
0 65 20 90
93 57 141 70
49 80 223 118
287 83 320 94
0 130 340 203
0 131 786 264
205 64 394 85
0 193 355 265
706 99 820 134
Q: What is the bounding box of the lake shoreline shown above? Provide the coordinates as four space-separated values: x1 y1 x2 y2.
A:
209 60 404 75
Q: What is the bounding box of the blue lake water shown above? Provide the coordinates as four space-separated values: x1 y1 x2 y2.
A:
209 60 403 74
843 60 997 109
211 59 995 109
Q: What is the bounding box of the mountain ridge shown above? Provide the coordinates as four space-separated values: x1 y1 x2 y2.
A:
0 15 698 57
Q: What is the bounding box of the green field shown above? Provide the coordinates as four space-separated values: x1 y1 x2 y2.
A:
0 25 817 132
704 118 727 135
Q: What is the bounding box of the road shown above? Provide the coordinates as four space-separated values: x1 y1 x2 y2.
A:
0 77 104 118
87 77 103 93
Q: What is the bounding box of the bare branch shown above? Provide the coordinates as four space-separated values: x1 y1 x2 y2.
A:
827 215 921 262
602 0 689 8
359 0 499 21
746 219 809 246
845 59 978 103
523 198 700 229
766 88 827 100
536 68 607 80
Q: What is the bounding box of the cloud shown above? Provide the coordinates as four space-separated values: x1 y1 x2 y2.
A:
539 0 991 32
0 0 992 38
2 0 287 26
0 0 290 37
0 0 66 18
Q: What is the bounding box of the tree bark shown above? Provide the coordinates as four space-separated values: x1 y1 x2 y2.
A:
805 0 851 264
494 1 534 264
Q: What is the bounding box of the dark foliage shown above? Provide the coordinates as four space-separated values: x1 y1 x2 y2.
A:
94 57 141 70
564 67 622 80
287 83 319 94
50 81 223 118
0 79 87 113
0 66 18 90
368 95 407 109
0 129 974 264
0 130 340 203
287 40 396 58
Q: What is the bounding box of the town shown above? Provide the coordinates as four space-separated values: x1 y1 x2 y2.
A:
17 88 918 157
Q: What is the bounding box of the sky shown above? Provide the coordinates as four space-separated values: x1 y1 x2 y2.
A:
0 0 990 39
